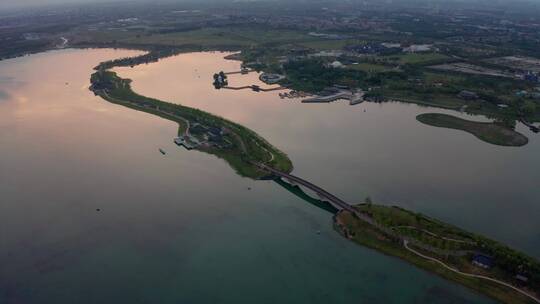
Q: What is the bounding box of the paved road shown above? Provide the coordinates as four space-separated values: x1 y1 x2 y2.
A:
394 226 476 245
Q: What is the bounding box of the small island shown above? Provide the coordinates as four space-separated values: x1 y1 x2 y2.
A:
90 51 292 179
335 204 540 304
417 113 529 147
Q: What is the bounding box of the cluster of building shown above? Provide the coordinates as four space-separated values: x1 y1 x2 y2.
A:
237 14 388 33
524 71 539 83
268 41 437 71
516 88 540 100
343 43 433 56
483 56 540 83
471 254 530 287
175 123 232 151
310 43 434 62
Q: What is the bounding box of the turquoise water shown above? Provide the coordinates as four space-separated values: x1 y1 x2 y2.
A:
1 49 537 303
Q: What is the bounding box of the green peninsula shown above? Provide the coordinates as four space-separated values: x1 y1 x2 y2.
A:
90 52 292 179
335 204 540 304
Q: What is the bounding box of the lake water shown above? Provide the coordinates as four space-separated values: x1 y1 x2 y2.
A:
0 49 538 303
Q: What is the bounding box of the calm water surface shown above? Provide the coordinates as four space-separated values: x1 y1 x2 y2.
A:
0 49 537 303
117 52 540 256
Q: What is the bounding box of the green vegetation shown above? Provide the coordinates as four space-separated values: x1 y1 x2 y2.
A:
383 90 467 109
282 59 367 92
336 204 540 304
417 113 528 146
83 26 319 49
386 52 450 65
367 67 540 124
348 63 393 73
298 39 365 51
90 53 292 179
67 21 540 131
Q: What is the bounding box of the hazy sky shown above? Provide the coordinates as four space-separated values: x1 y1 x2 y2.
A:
0 0 135 10
1 0 538 11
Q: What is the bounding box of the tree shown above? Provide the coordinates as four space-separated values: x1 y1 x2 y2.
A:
522 100 537 116
365 196 373 208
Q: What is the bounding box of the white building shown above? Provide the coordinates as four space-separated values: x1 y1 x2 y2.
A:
330 61 344 69
404 44 433 53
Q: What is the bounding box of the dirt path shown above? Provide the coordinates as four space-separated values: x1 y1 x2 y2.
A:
394 226 476 244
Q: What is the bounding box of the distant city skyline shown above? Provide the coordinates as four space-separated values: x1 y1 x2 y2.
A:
0 0 136 10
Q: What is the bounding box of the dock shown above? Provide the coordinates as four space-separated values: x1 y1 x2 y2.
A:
223 85 286 92
224 68 255 75
174 136 198 150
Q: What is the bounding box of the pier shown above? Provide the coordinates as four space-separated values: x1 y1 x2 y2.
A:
224 68 255 75
223 85 287 92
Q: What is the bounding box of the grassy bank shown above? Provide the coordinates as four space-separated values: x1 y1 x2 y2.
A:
90 52 292 179
335 204 540 304
417 113 529 146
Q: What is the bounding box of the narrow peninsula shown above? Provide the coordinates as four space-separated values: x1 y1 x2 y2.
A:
90 51 292 179
275 178 540 303
335 204 540 304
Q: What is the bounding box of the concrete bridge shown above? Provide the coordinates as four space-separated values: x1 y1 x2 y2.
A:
257 164 373 223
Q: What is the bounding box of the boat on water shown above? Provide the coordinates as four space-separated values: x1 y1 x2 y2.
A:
159 148 166 155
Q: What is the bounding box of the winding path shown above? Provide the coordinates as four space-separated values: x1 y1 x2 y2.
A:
394 226 476 245
404 240 540 303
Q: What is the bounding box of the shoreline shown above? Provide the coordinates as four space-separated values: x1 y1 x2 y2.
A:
89 50 293 179
88 48 538 303
417 113 529 147
335 204 540 304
